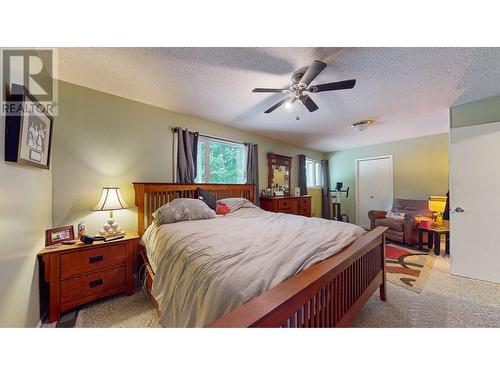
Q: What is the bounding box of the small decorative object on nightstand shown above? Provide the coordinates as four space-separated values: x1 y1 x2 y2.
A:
93 187 129 237
38 233 139 322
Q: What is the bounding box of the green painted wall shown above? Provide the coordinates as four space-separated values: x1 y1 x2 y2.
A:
326 133 449 224
450 95 500 128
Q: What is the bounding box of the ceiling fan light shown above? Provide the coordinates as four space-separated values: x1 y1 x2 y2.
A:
285 101 292 109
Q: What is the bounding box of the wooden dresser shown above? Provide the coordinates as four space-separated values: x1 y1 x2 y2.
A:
260 195 312 217
38 233 139 322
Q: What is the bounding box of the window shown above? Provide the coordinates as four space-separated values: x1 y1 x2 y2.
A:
195 135 247 184
306 158 323 187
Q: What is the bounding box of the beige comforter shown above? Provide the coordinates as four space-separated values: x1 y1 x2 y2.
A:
142 207 365 327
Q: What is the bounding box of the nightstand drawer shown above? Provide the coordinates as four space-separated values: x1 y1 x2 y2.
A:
60 265 127 304
60 243 127 278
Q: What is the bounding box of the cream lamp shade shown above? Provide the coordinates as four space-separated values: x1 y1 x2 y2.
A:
92 187 129 212
92 187 129 237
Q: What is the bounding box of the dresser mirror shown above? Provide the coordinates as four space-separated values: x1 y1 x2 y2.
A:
267 153 292 195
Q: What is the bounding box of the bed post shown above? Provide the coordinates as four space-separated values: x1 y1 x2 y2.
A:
379 233 387 301
134 183 145 236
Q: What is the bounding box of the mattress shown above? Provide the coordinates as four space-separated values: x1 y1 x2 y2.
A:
141 206 365 327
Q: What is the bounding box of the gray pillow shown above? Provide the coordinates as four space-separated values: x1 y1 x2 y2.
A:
217 197 256 212
153 198 216 225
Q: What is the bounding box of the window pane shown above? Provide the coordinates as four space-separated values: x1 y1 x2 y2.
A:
195 136 247 184
195 141 206 183
306 160 315 186
315 162 322 186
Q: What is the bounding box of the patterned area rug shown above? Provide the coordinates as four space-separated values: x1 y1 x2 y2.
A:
385 243 435 293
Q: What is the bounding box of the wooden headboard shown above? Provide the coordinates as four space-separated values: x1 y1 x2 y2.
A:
133 183 254 235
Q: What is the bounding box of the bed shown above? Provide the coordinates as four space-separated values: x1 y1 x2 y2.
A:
134 182 388 328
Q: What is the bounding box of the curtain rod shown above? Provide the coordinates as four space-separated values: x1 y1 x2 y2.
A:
170 126 249 146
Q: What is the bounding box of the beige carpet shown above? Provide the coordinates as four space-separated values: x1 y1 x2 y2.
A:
70 256 500 328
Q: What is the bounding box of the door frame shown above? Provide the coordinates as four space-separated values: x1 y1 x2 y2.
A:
355 155 394 227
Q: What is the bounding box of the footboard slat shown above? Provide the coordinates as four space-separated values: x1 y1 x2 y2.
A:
207 226 387 328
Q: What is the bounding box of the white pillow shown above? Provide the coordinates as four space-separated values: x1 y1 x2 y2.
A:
386 210 406 220
217 197 256 212
153 198 216 224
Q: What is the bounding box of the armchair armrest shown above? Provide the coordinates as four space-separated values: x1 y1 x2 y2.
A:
368 210 387 230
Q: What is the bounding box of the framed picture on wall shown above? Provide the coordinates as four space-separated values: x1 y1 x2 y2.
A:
5 84 54 169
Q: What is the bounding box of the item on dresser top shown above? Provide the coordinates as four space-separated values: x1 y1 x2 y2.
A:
45 225 75 246
77 220 86 237
104 234 125 242
197 188 217 210
92 187 128 237
62 240 77 245
80 235 95 244
216 197 256 212
294 187 301 197
154 198 217 225
274 189 284 196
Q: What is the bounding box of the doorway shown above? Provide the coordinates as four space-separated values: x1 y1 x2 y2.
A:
356 155 394 229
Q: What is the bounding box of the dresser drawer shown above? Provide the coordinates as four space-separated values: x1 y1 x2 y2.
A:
60 265 127 304
60 243 127 278
298 198 311 208
299 207 311 217
277 199 291 209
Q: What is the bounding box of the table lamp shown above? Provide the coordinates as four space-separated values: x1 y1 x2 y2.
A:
428 196 447 226
92 187 129 236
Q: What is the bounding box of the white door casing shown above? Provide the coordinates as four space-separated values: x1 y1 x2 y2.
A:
450 121 500 284
355 155 394 229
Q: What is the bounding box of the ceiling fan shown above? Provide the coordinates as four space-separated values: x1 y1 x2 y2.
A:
252 60 356 114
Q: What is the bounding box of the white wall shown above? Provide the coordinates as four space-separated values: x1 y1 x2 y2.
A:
0 61 53 327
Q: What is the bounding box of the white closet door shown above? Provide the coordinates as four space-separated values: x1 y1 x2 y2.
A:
450 121 500 283
356 156 394 229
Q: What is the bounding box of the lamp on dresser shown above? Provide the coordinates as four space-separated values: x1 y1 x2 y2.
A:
93 187 129 236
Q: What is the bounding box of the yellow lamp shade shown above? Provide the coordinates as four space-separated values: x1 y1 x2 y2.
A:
92 187 129 211
428 196 447 213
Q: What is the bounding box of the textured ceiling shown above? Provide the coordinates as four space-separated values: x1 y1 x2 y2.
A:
58 47 500 152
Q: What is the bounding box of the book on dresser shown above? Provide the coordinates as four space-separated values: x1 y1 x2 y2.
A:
38 232 139 323
260 195 312 217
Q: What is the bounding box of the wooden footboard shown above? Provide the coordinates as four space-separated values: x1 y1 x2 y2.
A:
133 182 387 328
207 226 387 328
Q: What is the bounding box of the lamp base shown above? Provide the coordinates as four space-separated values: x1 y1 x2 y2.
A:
98 217 125 237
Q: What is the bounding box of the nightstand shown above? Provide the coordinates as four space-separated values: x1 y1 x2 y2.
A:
38 233 139 323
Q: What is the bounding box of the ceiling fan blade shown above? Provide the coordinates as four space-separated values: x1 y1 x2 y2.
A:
300 95 319 112
308 79 356 93
299 60 327 87
252 88 289 93
264 96 290 113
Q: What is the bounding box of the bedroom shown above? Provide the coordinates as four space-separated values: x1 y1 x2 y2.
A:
1 1 499 374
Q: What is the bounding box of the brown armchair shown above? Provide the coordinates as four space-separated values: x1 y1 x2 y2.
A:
368 199 432 246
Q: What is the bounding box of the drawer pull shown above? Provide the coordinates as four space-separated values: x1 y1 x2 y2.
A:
89 255 103 264
89 279 103 288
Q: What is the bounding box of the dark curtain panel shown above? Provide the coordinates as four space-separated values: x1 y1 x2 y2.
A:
321 159 331 219
176 128 199 183
298 154 307 196
246 143 259 205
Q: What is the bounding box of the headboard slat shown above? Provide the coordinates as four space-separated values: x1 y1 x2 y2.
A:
133 183 255 236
